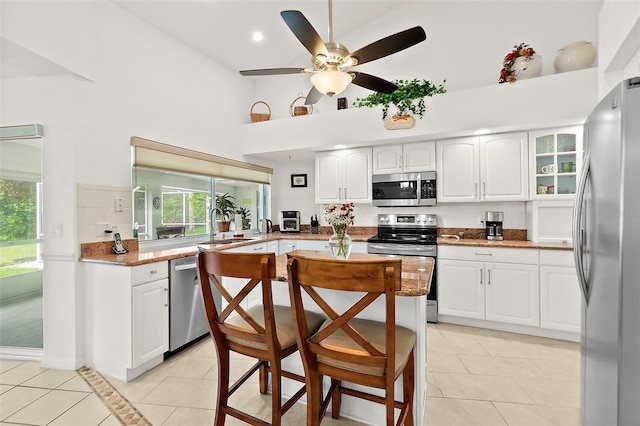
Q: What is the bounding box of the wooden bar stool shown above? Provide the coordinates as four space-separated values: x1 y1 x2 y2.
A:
287 252 416 426
197 249 325 426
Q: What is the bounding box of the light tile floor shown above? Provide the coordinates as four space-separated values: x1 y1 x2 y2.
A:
0 323 581 425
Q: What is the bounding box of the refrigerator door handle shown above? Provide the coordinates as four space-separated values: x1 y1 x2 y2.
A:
573 150 590 303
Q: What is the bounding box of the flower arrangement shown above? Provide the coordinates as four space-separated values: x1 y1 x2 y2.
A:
323 202 355 259
323 202 355 229
499 43 536 84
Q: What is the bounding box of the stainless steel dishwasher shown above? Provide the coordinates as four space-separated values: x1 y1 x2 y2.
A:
168 255 216 352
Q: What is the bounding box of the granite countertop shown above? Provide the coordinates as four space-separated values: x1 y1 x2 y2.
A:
79 228 572 268
273 250 434 297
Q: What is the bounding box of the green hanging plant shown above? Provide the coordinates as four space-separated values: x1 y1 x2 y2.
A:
352 78 446 120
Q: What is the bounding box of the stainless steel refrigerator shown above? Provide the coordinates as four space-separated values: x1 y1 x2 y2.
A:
573 76 640 425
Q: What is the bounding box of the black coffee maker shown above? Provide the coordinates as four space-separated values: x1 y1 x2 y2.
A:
485 211 504 241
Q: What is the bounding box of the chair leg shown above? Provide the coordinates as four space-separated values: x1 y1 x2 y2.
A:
402 349 415 426
331 379 341 419
215 348 230 426
270 360 282 426
307 373 323 426
259 361 268 394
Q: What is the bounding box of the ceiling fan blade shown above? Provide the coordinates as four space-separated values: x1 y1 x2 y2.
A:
281 10 328 57
349 26 426 66
239 68 306 76
350 72 398 93
304 86 323 105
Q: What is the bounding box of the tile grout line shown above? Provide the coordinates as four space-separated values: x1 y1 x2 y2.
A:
77 367 152 425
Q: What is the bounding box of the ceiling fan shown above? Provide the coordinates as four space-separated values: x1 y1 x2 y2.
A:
239 0 427 105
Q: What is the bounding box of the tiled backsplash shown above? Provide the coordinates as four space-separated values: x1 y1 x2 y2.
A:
77 184 133 243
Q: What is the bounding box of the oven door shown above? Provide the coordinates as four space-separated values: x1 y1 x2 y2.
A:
367 241 438 323
372 173 419 207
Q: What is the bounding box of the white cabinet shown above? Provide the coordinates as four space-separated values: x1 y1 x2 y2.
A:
315 148 372 204
539 250 581 333
438 246 539 326
436 133 528 203
84 260 169 382
226 242 267 253
529 126 582 199
132 279 169 367
372 141 436 174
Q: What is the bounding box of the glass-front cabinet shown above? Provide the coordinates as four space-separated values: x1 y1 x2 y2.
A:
529 126 583 199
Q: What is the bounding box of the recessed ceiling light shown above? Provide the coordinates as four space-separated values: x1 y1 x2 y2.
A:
334 144 347 149
252 32 263 42
473 129 492 135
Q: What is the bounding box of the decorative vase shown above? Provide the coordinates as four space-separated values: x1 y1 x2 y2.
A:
384 114 416 130
554 41 597 73
511 55 543 80
328 224 353 259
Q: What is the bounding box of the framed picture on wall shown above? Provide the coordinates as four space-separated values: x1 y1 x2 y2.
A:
291 174 307 188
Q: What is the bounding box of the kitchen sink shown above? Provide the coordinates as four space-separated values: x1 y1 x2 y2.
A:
198 237 255 245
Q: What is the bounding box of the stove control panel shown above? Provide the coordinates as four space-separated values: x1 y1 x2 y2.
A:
377 214 437 227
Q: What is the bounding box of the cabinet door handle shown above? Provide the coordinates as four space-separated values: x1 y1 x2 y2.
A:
339 187 342 200
149 269 158 274
480 269 483 284
474 252 493 256
399 154 403 169
488 269 491 285
482 182 486 196
344 187 348 200
164 287 169 307
474 183 478 197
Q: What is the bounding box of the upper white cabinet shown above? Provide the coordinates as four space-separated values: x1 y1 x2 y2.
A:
372 141 436 174
529 126 583 199
436 132 529 203
315 148 372 204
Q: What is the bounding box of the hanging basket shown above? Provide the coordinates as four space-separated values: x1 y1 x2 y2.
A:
249 101 271 123
289 94 314 117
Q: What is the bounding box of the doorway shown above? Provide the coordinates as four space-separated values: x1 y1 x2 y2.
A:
0 125 44 352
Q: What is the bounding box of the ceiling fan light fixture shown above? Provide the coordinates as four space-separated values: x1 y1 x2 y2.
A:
310 70 352 96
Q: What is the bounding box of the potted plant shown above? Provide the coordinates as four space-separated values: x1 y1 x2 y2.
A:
215 192 236 232
353 78 446 129
236 206 252 230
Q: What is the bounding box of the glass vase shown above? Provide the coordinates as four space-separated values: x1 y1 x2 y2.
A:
329 224 353 260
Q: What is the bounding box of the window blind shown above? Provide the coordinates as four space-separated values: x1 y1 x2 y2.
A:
131 136 272 185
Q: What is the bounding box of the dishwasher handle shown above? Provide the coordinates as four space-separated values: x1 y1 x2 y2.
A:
174 262 197 271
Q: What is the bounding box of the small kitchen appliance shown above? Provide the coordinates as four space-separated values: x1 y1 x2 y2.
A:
485 211 504 241
367 213 438 322
372 171 437 207
279 210 301 233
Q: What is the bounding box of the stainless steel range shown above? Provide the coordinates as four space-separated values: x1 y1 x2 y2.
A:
367 213 438 323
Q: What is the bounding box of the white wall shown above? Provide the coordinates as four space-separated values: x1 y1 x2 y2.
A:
598 0 640 97
1 1 253 368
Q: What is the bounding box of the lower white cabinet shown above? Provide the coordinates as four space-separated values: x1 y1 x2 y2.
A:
438 246 540 327
84 260 169 382
539 250 581 333
132 279 169 366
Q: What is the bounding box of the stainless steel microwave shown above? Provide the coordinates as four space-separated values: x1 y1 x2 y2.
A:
372 171 436 207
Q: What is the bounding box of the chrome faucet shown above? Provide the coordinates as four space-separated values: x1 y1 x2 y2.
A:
210 208 220 240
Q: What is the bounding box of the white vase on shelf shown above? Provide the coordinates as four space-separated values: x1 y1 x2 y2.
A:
554 41 597 73
512 55 543 80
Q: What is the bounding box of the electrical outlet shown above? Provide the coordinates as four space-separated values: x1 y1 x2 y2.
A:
115 198 124 212
96 222 111 236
